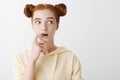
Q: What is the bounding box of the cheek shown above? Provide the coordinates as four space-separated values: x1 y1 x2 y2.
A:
32 26 40 35
49 28 56 36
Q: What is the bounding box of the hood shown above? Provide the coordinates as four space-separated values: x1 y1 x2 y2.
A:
27 46 70 80
44 47 71 80
45 47 70 56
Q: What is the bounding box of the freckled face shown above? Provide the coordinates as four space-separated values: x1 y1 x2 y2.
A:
32 9 58 42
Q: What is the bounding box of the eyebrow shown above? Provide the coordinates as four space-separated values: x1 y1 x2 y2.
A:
47 17 54 20
33 17 55 21
34 18 41 21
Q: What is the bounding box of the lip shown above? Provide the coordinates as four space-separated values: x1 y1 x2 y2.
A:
41 33 48 36
36 35 48 44
40 33 49 39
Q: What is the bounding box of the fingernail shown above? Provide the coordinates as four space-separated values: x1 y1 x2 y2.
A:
37 37 41 42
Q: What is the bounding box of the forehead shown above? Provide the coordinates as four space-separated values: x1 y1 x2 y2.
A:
33 9 55 20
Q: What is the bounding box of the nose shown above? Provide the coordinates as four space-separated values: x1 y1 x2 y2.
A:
41 22 47 31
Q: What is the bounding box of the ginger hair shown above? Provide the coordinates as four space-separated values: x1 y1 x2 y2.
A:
24 3 67 27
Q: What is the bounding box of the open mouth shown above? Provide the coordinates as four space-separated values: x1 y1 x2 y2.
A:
41 33 48 37
36 33 48 43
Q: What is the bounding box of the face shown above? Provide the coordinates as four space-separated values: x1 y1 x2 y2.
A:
32 9 57 42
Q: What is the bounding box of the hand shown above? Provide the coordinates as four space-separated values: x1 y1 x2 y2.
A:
29 35 44 64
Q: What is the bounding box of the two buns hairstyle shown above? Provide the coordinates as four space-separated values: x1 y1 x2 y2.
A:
24 3 67 19
24 4 35 18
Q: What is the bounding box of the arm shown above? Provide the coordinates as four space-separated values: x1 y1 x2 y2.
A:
24 41 41 80
24 59 36 80
13 36 42 80
13 45 40 80
72 55 83 80
13 53 24 80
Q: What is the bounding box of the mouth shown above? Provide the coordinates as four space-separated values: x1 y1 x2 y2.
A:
36 33 48 43
41 33 48 38
41 33 48 36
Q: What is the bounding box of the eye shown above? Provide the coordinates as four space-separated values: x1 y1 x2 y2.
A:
47 20 54 24
35 21 41 24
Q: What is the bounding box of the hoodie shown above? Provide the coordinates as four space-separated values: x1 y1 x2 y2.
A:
13 46 83 80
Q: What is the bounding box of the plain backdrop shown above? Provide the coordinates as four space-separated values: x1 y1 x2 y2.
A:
0 0 120 80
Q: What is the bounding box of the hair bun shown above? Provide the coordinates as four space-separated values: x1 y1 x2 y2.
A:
24 4 35 18
55 3 67 16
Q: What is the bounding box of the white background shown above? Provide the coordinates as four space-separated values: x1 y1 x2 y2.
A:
0 0 120 80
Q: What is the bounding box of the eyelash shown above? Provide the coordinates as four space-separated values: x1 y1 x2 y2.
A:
34 20 54 25
47 20 53 24
35 21 41 24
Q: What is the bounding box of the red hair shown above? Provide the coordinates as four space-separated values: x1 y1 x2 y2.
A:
24 3 67 26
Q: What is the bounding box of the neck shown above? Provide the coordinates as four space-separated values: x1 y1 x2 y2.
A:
42 39 56 55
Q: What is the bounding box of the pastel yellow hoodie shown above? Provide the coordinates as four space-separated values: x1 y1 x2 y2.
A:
13 47 83 80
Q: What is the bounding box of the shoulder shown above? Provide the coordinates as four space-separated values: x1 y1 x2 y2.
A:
58 47 80 61
63 47 81 65
57 47 74 56
13 46 31 64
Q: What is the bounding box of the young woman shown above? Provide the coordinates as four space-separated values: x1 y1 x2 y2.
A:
13 3 83 80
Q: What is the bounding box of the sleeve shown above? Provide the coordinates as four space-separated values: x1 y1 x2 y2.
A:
71 55 84 80
12 53 25 80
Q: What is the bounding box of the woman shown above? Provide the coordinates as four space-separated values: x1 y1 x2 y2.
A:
13 3 83 80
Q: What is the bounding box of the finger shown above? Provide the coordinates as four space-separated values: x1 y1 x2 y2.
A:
32 35 41 45
36 37 41 43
